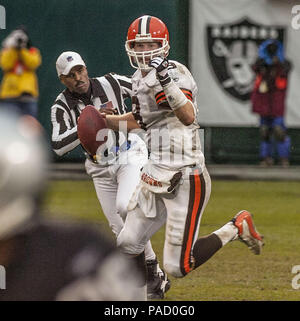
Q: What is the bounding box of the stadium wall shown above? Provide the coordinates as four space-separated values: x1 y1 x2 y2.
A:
0 0 299 164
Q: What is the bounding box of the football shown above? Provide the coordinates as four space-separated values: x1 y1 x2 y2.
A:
77 105 108 157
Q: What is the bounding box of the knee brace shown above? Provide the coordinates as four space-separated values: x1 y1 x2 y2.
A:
166 212 186 246
273 125 286 142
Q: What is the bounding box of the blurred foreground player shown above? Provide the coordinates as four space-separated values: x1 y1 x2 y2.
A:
0 111 144 301
103 15 264 280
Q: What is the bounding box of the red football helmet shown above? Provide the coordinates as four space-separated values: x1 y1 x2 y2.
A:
125 15 170 71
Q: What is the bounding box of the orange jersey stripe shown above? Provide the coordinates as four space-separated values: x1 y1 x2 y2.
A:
156 89 193 105
157 96 167 104
181 89 192 95
155 91 165 100
181 90 193 101
184 94 192 101
183 169 201 274
156 95 166 104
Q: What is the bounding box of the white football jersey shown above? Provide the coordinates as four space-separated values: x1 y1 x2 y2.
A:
131 60 205 170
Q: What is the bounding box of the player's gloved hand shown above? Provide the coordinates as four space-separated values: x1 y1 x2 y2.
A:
149 56 171 87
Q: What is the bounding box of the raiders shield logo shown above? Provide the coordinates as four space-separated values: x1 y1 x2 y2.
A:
207 18 285 101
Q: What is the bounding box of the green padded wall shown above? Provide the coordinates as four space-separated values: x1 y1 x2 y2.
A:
204 127 300 165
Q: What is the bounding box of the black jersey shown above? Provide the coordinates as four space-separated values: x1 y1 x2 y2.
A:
0 219 143 301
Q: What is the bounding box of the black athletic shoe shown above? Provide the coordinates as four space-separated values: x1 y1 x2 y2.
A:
146 259 171 299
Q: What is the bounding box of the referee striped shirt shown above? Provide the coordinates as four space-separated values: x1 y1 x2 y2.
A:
51 73 132 156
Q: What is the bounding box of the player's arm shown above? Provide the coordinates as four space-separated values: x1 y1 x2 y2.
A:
173 100 195 126
51 103 80 156
149 57 195 126
104 111 140 132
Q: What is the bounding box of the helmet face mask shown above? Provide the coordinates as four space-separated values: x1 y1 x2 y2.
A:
125 16 170 71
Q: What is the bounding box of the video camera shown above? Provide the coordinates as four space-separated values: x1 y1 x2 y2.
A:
2 25 31 49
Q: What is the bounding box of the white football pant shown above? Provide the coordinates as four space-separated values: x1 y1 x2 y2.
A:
117 166 211 277
85 141 158 262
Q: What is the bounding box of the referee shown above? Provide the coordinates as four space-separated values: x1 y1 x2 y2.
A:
50 51 171 299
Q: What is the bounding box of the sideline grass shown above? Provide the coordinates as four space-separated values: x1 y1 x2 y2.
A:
42 180 300 301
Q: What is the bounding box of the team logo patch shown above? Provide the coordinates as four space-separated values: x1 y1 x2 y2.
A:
67 56 74 62
206 17 285 101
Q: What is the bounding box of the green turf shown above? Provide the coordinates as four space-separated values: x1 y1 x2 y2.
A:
42 180 300 301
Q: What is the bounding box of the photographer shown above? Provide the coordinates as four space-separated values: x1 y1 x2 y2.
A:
251 39 291 167
0 26 41 118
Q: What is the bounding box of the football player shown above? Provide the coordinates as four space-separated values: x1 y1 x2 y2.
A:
0 110 145 301
103 15 264 281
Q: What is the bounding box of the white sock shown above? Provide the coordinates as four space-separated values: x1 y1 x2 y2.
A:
213 221 238 246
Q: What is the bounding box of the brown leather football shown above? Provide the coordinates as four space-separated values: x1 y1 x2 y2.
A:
77 105 108 157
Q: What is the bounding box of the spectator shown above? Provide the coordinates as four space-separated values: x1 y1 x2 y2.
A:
251 39 291 167
0 26 41 118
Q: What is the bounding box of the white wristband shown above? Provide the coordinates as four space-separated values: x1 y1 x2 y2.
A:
163 80 188 111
